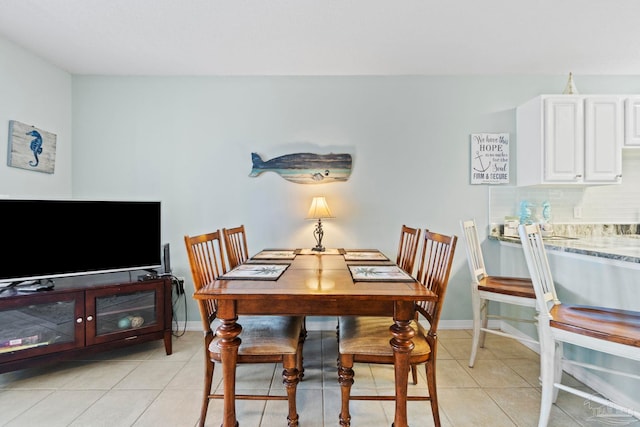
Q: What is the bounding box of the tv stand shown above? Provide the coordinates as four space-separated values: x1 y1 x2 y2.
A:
0 272 172 373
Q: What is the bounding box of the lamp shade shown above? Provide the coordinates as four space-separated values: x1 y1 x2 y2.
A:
306 197 334 219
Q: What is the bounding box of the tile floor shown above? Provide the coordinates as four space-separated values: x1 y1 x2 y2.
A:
0 327 638 427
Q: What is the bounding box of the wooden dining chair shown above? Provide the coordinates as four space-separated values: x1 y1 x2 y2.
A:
460 219 538 367
396 224 422 384
184 230 305 427
396 224 421 276
518 223 640 427
222 224 250 269
337 230 457 427
223 223 307 376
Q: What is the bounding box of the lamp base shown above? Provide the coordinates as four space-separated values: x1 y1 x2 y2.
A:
311 246 326 252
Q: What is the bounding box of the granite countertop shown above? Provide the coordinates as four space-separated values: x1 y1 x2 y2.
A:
489 223 640 264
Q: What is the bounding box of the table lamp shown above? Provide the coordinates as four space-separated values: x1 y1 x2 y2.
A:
306 196 334 252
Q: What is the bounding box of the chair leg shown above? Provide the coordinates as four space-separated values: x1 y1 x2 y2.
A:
410 364 418 384
425 359 441 427
552 341 563 403
200 349 214 427
338 354 354 426
469 288 483 367
297 329 305 380
537 326 556 427
283 354 300 427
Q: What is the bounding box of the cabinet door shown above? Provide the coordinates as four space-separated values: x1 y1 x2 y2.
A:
625 97 640 146
0 291 84 363
584 97 623 182
543 97 584 182
85 280 165 346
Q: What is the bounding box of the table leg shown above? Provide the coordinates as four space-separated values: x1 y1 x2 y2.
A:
389 317 415 427
216 315 242 427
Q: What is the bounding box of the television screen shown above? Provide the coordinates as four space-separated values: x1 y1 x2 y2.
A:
0 199 162 284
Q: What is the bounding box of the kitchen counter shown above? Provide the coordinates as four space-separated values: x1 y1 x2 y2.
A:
489 223 640 264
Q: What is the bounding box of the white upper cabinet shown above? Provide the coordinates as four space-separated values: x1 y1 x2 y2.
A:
624 96 640 146
517 95 623 186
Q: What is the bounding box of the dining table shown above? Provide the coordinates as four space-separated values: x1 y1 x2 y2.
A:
192 248 438 427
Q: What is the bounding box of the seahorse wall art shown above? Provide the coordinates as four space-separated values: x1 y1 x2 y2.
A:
249 152 353 184
7 120 57 174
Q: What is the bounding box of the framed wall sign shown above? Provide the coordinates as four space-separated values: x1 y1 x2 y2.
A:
7 120 57 174
470 133 509 184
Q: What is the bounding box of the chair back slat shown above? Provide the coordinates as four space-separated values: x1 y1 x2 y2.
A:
396 225 421 276
460 219 487 282
223 225 250 269
415 230 457 333
184 230 227 332
518 223 560 316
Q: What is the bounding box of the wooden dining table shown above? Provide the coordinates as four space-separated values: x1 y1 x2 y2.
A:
192 249 438 427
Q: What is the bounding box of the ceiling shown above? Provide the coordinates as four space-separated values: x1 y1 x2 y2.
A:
1 0 639 76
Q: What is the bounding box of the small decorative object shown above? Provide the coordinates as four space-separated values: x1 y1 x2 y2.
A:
7 120 57 173
249 152 352 184
519 200 533 224
118 317 132 329
563 72 579 95
306 196 334 252
470 133 509 184
540 201 554 236
130 316 145 328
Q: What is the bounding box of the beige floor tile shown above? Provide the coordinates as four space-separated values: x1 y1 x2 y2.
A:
4 390 105 427
501 357 541 388
132 388 201 427
61 361 140 390
481 335 539 360
438 388 517 426
68 389 160 427
435 359 480 388
114 360 186 390
0 389 53 425
485 387 581 427
0 362 86 390
462 359 531 388
439 337 497 362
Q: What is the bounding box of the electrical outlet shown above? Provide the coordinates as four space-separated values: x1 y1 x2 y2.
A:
573 206 583 219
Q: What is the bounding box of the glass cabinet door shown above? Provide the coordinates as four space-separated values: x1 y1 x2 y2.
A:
85 280 164 346
0 291 84 363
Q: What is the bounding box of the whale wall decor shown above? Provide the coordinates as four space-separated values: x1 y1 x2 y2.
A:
7 120 57 174
249 152 352 184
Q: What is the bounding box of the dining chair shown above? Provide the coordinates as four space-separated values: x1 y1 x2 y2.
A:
518 223 640 427
396 224 422 384
222 224 250 269
184 230 306 427
460 219 538 367
396 224 421 276
337 230 457 427
223 224 307 376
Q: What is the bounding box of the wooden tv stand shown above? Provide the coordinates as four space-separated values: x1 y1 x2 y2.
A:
0 272 172 373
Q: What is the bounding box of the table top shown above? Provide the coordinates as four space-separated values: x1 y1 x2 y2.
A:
193 250 436 302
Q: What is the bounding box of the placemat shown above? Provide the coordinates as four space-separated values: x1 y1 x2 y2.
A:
219 264 289 280
348 265 415 282
298 248 341 255
343 251 389 261
252 250 297 260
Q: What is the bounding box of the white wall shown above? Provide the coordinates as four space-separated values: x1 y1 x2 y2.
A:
5 34 640 325
70 75 640 324
0 37 72 197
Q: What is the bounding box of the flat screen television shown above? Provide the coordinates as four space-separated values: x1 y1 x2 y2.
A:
0 199 162 284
